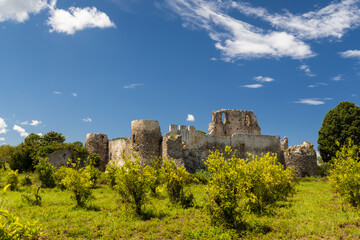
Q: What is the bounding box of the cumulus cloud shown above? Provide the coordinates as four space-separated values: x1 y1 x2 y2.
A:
48 6 116 35
254 76 274 82
339 49 360 58
71 92 78 97
294 98 331 105
299 64 316 77
186 114 195 122
166 0 313 60
333 74 344 81
21 120 42 126
0 137 5 141
0 118 8 134
232 0 360 39
123 83 144 89
167 0 360 60
82 117 92 122
13 124 29 137
0 0 48 23
241 84 263 88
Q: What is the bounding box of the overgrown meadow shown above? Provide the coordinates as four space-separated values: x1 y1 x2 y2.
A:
2 136 360 239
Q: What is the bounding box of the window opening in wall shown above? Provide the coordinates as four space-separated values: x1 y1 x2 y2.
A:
132 134 135 144
222 113 226 124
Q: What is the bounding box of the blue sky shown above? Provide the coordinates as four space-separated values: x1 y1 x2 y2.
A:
1 0 360 150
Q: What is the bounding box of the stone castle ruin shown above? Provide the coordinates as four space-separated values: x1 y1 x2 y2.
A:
86 109 318 176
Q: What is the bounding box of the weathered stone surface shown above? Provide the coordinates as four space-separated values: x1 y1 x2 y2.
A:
284 142 317 177
86 133 109 171
131 120 162 164
208 109 261 136
281 136 288 150
48 148 73 168
162 135 185 168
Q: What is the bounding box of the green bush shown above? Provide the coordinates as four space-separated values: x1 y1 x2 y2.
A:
160 159 194 208
205 147 247 228
193 169 212 184
21 185 42 206
85 165 101 188
87 154 101 168
329 140 360 207
205 146 295 228
6 170 19 191
105 164 120 187
244 153 295 213
114 155 152 215
148 157 163 196
20 175 32 186
35 158 56 188
61 164 93 207
0 209 42 239
54 166 70 190
317 162 332 177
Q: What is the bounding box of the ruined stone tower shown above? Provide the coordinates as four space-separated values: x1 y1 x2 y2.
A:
85 133 109 171
130 120 162 164
208 109 261 136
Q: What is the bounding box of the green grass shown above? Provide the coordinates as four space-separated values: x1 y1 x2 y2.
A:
1 172 360 239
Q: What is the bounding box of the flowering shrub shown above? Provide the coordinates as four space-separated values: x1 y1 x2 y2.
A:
6 170 19 191
160 159 194 208
244 153 295 213
0 209 42 239
35 158 56 188
114 155 152 215
205 146 295 228
329 140 360 207
60 160 93 207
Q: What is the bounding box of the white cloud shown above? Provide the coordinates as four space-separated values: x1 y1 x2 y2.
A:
13 124 29 137
21 120 42 126
339 49 360 59
254 76 274 82
308 83 328 88
241 84 263 88
48 6 116 35
0 0 48 23
332 74 344 81
166 0 313 60
123 83 144 89
0 118 8 134
299 64 315 77
0 137 5 141
71 93 78 97
37 133 43 136
294 98 331 105
82 117 92 122
232 0 360 40
186 114 195 122
53 91 62 95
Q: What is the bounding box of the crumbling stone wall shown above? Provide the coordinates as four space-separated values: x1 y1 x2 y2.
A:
163 124 282 173
131 120 162 164
208 109 261 136
48 148 73 168
284 142 317 177
108 138 131 166
86 133 109 171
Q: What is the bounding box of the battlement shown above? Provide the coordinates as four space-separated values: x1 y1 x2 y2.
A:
169 124 196 133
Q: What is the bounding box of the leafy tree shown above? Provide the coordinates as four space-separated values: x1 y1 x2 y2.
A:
318 101 360 162
42 131 65 145
0 145 12 169
8 144 33 172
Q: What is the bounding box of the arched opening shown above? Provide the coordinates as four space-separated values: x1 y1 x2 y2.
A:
222 113 226 124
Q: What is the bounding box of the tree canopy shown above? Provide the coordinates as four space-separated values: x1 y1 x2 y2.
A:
318 101 360 162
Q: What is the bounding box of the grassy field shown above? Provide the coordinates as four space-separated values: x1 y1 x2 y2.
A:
1 174 360 239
